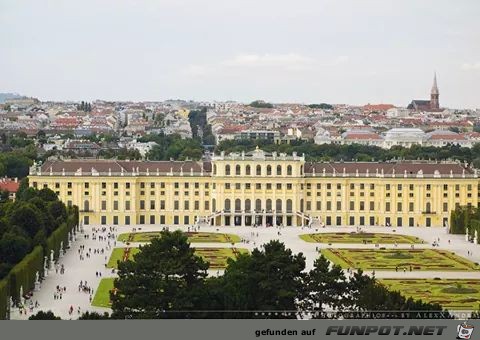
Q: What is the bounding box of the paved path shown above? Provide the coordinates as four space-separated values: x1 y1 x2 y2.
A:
10 225 479 319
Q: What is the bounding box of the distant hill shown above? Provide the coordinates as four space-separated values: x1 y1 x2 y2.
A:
0 93 26 104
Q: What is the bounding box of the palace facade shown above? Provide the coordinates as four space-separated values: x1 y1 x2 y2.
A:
28 148 480 228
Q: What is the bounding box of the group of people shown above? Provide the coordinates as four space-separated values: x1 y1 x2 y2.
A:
68 305 81 316
54 263 65 275
395 265 413 273
53 285 66 300
78 280 94 303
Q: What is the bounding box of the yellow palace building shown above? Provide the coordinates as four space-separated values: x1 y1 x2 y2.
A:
28 148 480 228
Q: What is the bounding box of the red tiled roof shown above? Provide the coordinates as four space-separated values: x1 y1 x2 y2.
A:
428 134 466 141
344 133 383 140
0 179 19 193
305 162 473 176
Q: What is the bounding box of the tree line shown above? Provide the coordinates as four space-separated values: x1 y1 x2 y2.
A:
216 139 480 166
140 133 204 161
450 205 480 242
188 108 216 146
0 182 72 279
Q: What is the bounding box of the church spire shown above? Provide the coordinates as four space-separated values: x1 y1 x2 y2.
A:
431 72 439 95
430 72 439 110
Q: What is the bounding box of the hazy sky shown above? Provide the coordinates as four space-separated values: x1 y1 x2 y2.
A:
1 0 479 108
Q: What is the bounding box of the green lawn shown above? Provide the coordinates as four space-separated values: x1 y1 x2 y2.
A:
118 232 241 244
321 248 480 271
300 232 423 244
380 279 480 310
91 278 115 308
107 247 248 269
107 247 141 268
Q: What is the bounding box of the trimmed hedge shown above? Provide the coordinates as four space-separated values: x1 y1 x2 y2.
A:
0 206 78 319
450 206 480 240
8 246 43 303
45 222 70 263
0 278 8 320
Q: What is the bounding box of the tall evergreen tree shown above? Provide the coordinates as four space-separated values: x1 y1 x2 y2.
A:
111 231 208 319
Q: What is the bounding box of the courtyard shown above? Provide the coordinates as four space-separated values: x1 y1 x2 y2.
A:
321 248 480 271
8 225 480 319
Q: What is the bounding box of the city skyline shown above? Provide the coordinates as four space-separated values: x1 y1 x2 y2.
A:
1 0 479 108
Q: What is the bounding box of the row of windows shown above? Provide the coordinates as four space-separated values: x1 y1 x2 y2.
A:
69 182 474 190
97 215 191 226
218 164 300 176
89 200 211 211
54 182 209 189
37 181 478 192
321 216 441 227
221 199 456 213
86 214 442 227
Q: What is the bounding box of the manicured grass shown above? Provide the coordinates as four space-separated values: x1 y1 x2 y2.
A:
91 278 115 308
300 232 423 244
321 248 480 271
118 232 241 244
107 247 140 268
107 247 248 269
380 279 480 310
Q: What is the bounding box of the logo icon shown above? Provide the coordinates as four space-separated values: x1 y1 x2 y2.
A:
457 322 474 340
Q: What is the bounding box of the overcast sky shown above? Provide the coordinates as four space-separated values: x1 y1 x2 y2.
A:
1 0 479 108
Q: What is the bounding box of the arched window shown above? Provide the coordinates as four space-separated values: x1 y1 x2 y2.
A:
246 165 251 175
276 165 282 176
266 165 272 176
235 199 241 212
255 199 262 212
84 200 90 211
300 199 304 212
256 165 262 176
245 199 251 212
266 199 272 212
225 165 231 176
286 199 292 213
287 165 292 176
235 164 241 176
224 199 231 212
300 165 304 176
212 198 216 212
276 199 282 212
213 164 217 175
426 202 431 213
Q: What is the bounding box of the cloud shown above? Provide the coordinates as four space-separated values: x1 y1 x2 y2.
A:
180 53 351 78
222 53 314 70
180 64 210 77
333 55 350 65
461 62 480 71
